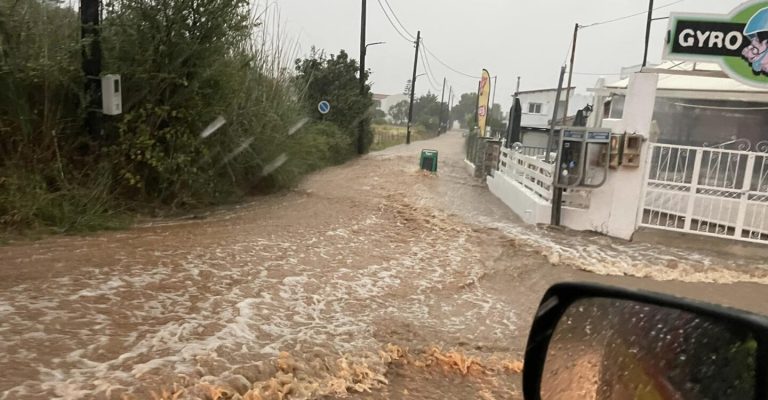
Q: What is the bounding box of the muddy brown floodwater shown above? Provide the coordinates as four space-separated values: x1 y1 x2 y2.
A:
1 131 768 400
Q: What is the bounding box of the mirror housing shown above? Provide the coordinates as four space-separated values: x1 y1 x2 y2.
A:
523 283 768 400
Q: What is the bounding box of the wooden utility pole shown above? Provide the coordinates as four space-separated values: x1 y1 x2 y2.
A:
406 31 421 145
447 86 453 131
562 23 579 125
546 66 567 164
438 77 446 134
357 0 367 154
81 0 102 140
548 66 567 226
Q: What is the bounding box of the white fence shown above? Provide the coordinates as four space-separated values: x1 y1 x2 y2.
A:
639 143 768 244
497 148 590 209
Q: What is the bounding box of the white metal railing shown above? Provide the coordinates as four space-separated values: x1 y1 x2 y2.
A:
497 148 590 209
499 147 554 201
640 143 768 244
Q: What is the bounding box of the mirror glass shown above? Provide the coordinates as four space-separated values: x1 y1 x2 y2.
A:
541 297 757 400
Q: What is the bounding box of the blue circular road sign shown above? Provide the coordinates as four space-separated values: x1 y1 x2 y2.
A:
318 101 331 115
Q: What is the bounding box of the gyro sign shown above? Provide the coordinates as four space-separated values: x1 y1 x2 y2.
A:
666 1 768 88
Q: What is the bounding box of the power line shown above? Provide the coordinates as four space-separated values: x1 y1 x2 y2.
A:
381 0 415 40
580 0 685 29
563 33 574 66
375 0 414 43
419 43 442 91
420 69 441 92
421 64 441 92
421 40 480 79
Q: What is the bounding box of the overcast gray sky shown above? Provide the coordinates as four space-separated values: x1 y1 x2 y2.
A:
278 0 745 109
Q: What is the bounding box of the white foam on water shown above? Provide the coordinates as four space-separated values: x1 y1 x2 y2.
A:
475 216 768 285
0 197 529 399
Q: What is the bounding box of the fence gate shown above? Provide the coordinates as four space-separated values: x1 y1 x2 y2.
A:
639 143 768 244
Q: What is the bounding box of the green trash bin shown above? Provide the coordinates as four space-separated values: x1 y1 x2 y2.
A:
420 149 438 173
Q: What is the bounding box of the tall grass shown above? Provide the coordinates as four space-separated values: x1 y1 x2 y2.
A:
370 124 432 151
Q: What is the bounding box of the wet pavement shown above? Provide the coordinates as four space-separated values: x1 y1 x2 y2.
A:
1 131 767 399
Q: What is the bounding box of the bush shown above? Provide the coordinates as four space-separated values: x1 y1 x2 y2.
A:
0 0 371 236
264 122 351 188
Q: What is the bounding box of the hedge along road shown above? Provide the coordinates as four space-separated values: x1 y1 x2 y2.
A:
1 131 767 400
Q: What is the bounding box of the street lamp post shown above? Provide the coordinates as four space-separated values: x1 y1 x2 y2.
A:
357 4 386 154
358 40 385 154
366 41 386 50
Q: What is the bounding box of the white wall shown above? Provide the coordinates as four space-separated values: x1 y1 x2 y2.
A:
487 172 551 225
518 91 560 128
489 73 660 241
488 171 594 228
560 73 659 240
517 90 591 128
521 131 549 148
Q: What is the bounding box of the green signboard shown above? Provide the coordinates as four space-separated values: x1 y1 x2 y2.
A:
665 1 768 88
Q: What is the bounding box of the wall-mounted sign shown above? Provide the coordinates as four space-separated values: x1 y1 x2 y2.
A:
665 1 768 88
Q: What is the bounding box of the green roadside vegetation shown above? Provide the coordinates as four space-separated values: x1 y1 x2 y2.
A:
370 124 432 151
372 90 508 153
0 0 373 239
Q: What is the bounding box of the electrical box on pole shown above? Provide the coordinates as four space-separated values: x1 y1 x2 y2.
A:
101 74 122 116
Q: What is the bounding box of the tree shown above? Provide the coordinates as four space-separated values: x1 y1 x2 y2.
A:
450 93 478 129
372 109 387 124
447 94 505 133
294 48 374 155
412 93 441 132
488 103 507 135
388 100 409 125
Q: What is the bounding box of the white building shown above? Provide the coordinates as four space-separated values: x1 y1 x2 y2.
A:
516 88 591 129
374 93 408 119
488 61 768 244
514 88 592 148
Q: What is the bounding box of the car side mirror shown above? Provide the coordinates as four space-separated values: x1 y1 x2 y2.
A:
523 283 768 400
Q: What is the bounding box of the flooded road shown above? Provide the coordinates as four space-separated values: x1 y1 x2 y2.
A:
1 131 767 399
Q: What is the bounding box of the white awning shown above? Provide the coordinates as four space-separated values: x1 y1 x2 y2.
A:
592 61 768 102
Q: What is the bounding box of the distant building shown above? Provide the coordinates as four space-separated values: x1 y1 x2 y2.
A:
373 93 408 121
515 87 591 148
